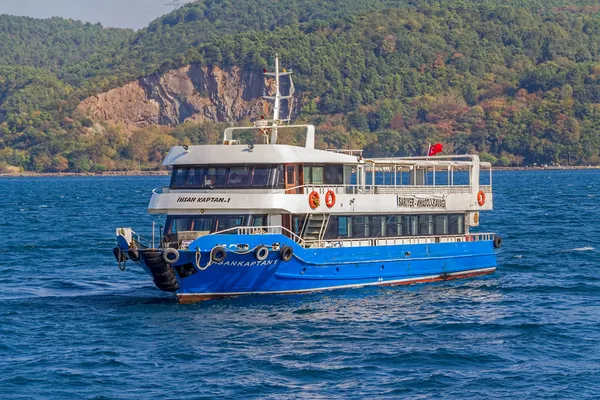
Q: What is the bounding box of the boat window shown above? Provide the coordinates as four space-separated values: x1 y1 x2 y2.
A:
311 166 324 184
277 165 285 187
172 168 187 187
250 215 268 227
324 165 344 184
419 215 433 236
449 215 464 234
165 215 215 234
303 165 344 185
251 167 271 187
434 215 448 235
286 166 295 185
170 166 283 189
228 166 250 186
385 215 402 237
370 216 385 237
352 216 369 238
215 215 246 232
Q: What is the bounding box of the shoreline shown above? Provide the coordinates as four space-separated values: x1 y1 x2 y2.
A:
0 170 170 178
1 165 600 178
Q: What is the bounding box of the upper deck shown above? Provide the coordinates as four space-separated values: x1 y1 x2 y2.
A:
150 139 492 215
150 56 492 216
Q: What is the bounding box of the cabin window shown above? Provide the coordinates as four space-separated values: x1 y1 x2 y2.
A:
172 168 187 187
303 165 344 185
286 166 295 185
324 165 344 184
277 165 285 187
215 215 246 232
252 167 271 187
352 216 369 238
250 215 268 227
170 166 283 189
434 215 448 235
385 215 402 237
227 167 250 186
419 215 433 236
449 215 464 235
311 166 324 184
370 216 385 237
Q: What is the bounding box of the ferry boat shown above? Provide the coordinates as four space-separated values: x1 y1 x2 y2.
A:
113 56 501 303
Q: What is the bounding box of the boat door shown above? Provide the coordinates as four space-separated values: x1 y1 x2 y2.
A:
285 164 301 194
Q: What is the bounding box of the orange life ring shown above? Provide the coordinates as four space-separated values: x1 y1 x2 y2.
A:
308 191 320 209
477 190 486 206
325 190 336 208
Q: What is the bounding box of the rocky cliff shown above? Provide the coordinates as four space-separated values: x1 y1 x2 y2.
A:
77 64 292 132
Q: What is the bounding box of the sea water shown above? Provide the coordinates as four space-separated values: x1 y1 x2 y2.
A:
0 171 599 398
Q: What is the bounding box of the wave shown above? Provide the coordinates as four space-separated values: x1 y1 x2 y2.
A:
569 247 595 252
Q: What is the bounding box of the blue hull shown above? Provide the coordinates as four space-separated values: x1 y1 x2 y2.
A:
128 234 497 302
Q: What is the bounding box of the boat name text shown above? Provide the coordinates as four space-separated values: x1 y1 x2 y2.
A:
397 196 446 209
176 196 231 203
215 259 278 267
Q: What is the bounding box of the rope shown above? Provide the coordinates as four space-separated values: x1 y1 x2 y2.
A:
195 247 212 271
194 244 268 271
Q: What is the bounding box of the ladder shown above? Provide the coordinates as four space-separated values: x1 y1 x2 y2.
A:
302 213 328 242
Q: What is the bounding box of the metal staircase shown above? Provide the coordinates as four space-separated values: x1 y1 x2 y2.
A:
302 213 328 242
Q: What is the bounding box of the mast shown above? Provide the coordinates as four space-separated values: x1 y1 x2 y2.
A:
272 55 281 144
262 54 293 144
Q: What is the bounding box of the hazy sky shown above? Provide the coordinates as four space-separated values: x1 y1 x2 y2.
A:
0 0 194 30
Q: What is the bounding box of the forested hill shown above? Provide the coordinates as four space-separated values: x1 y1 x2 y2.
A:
3 1 600 172
0 15 132 71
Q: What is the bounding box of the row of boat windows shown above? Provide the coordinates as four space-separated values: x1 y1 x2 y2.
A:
323 214 465 239
163 214 465 238
171 166 283 189
170 165 346 189
164 215 267 235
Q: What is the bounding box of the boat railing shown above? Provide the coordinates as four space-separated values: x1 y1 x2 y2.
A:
286 184 492 196
153 184 492 196
210 225 306 245
325 149 364 156
200 227 492 249
303 232 495 248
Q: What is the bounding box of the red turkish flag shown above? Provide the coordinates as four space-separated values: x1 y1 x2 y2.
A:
428 143 443 156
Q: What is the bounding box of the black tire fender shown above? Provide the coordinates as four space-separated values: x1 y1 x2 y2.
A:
493 235 502 249
211 246 227 263
280 245 293 262
127 248 140 262
255 245 269 261
162 248 180 265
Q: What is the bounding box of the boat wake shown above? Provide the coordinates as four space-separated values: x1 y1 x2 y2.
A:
568 246 595 252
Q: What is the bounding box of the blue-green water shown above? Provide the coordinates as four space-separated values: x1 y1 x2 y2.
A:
1 171 599 398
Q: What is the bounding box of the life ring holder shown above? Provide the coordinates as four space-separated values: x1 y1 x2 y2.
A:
477 190 486 206
308 191 320 209
325 190 336 208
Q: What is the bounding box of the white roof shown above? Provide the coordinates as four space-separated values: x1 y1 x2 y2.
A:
162 144 360 166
